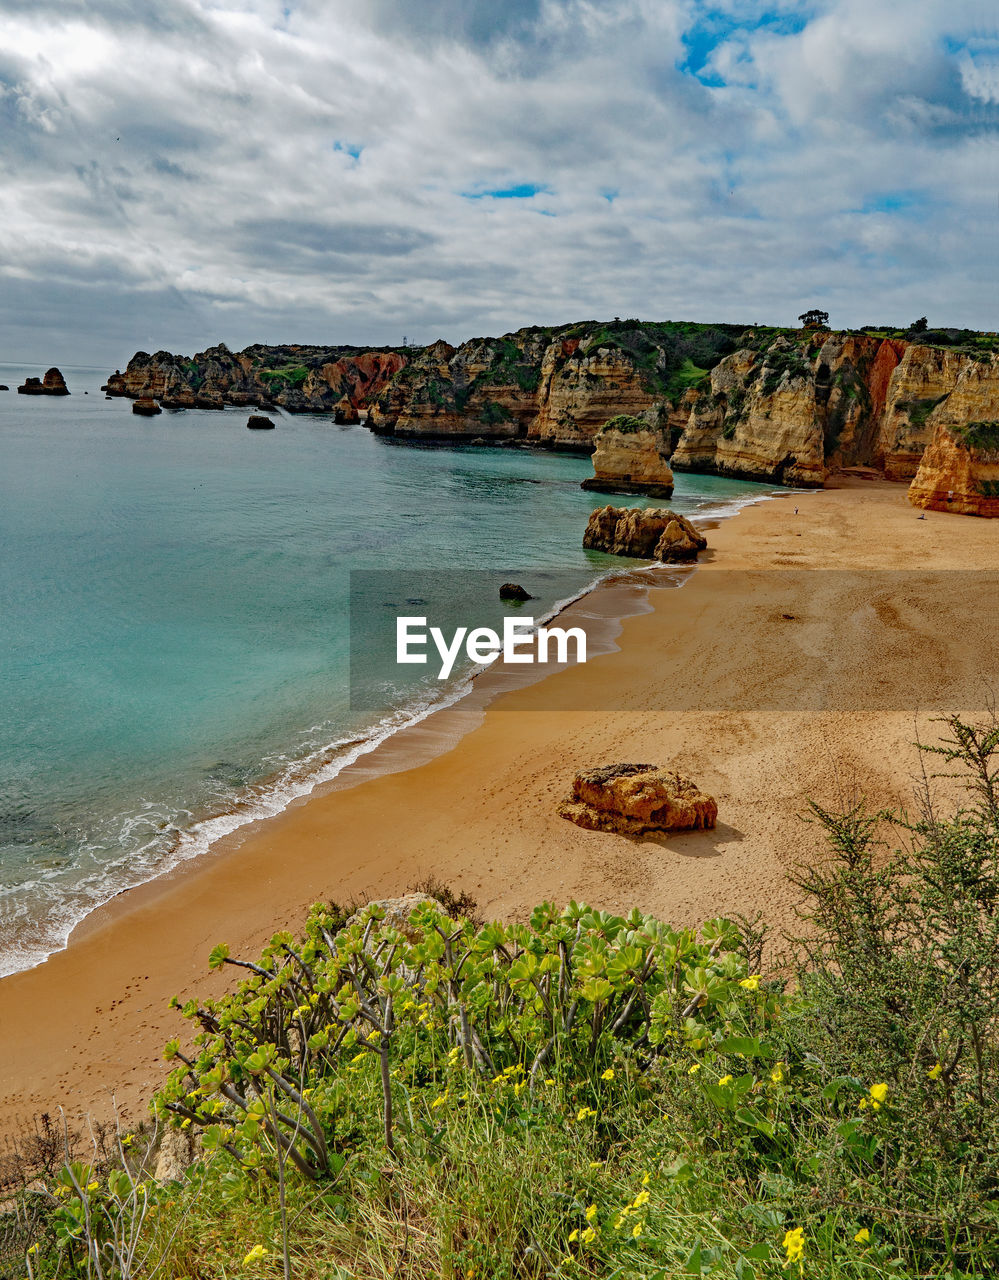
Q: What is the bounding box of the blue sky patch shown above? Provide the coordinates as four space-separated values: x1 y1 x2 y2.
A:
333 141 363 160
679 7 812 85
462 183 547 200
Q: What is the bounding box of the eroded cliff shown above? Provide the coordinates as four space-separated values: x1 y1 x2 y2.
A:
104 343 407 415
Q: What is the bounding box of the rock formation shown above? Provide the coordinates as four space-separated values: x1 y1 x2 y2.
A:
582 413 674 497
17 368 69 395
104 343 407 416
0 384 9 391
106 322 999 486
247 414 275 430
499 582 533 601
583 506 707 562
132 397 162 416
558 764 717 835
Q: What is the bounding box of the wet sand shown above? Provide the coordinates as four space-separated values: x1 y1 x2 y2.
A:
1 479 996 1135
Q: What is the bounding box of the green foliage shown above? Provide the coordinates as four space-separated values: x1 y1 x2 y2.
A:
758 347 811 398
258 365 309 390
20 719 999 1279
958 420 999 452
479 399 512 426
977 479 999 497
473 339 541 393
898 395 947 429
598 414 648 435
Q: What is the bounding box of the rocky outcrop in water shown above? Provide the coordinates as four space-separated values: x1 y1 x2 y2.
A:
582 412 674 497
106 344 407 415
558 764 717 835
18 368 69 396
247 415 275 430
109 323 999 484
132 397 161 416
583 505 707 562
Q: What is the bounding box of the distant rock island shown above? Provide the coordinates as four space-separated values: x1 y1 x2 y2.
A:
18 367 69 396
107 320 999 514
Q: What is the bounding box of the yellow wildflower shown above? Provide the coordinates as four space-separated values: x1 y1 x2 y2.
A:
577 1106 597 1121
568 1229 579 1243
632 1222 642 1238
242 1244 269 1267
293 1005 310 1018
770 1063 785 1084
589 1161 603 1169
783 1226 804 1270
27 1243 40 1255
868 1082 888 1110
545 1077 556 1086
430 1094 448 1109
582 1227 596 1245
641 1171 650 1185
927 1062 943 1081
688 1063 701 1075
740 975 760 990
86 1181 100 1191
854 1227 871 1244
585 1204 598 1222
447 1046 461 1065
718 1075 733 1086
633 1189 650 1208
350 1051 366 1064
601 1068 615 1081
513 1081 526 1097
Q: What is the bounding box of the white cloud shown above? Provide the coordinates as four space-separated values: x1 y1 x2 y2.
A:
0 0 995 364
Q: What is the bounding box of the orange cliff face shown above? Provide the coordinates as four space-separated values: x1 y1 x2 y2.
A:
908 359 999 516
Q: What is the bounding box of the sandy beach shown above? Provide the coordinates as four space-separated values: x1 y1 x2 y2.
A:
2 477 997 1138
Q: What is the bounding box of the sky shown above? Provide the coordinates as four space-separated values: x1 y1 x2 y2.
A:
1 0 997 365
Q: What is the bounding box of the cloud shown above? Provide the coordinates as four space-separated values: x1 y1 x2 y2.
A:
0 0 996 366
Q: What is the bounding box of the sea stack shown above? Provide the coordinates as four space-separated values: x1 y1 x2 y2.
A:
17 367 69 395
582 414 675 497
247 415 276 429
132 397 162 416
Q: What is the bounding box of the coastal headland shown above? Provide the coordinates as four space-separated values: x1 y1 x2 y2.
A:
1 477 995 1135
106 319 999 514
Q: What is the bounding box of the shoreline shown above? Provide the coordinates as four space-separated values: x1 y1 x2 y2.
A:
2 478 997 1134
0 485 778 982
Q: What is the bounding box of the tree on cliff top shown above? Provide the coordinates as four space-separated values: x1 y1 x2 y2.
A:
798 308 830 330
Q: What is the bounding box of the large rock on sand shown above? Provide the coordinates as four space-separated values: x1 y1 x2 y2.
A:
583 505 707 562
558 764 717 836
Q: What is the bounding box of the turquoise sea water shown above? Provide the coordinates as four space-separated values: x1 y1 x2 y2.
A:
0 362 783 975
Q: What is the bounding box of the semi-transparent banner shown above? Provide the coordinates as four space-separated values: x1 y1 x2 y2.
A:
348 569 999 714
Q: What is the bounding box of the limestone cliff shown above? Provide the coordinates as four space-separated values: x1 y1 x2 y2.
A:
104 343 408 415
670 333 997 487
908 359 999 515
581 413 674 497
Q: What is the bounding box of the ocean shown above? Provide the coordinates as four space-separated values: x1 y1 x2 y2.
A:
0 361 783 976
